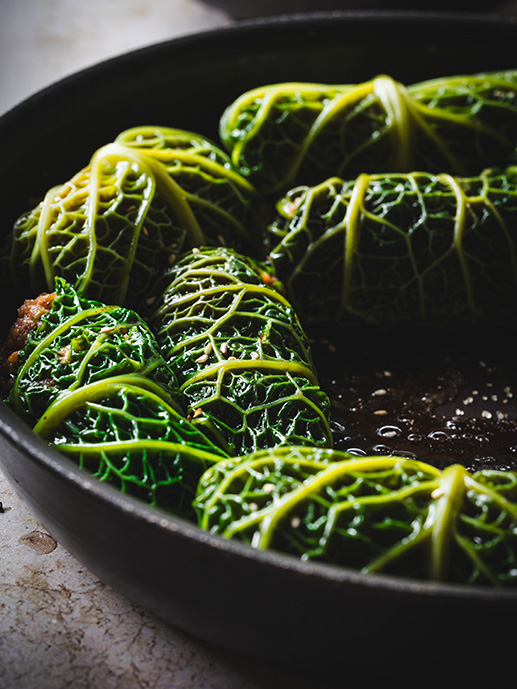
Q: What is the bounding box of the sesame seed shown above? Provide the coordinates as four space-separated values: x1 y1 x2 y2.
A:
204 342 212 356
220 342 228 355
250 351 259 360
290 516 301 528
249 502 259 512
374 409 387 416
100 326 115 333
193 408 203 418
263 483 275 493
195 353 209 363
481 410 493 419
373 389 387 396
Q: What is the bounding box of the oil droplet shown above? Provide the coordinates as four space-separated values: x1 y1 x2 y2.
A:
428 431 449 443
377 425 400 438
19 529 57 555
408 433 423 443
345 447 368 456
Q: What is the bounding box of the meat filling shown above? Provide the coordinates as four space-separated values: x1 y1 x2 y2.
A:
0 292 55 394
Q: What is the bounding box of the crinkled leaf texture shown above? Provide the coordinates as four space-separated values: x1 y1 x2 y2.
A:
151 247 332 456
195 446 517 587
268 167 517 326
3 126 262 310
34 377 227 518
219 70 517 195
5 278 227 518
7 277 181 425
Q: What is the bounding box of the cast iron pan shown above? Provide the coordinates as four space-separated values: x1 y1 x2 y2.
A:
1 11 517 684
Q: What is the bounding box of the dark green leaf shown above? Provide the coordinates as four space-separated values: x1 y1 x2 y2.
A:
35 377 227 518
151 247 332 455
3 127 262 310
195 446 517 586
7 277 182 425
220 71 517 195
268 168 517 326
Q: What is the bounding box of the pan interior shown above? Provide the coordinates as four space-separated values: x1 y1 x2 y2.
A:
313 325 517 473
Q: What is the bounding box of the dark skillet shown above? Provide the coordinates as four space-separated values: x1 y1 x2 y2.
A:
1 12 517 683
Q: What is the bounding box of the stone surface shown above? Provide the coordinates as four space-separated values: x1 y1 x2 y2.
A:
0 470 345 689
0 0 231 116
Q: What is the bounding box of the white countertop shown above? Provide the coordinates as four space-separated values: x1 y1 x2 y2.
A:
0 0 232 117
0 473 345 689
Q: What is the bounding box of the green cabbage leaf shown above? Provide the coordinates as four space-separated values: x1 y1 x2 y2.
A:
4 278 227 517
3 126 262 310
195 445 517 587
267 167 517 326
34 376 226 518
219 71 517 195
151 247 333 456
6 277 181 425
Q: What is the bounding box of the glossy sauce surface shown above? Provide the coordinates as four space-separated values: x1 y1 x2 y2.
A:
311 326 517 473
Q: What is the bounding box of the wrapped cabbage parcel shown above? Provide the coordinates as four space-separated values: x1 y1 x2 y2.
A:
3 278 227 516
267 167 517 327
195 446 517 587
3 126 262 311
151 246 332 456
220 70 517 195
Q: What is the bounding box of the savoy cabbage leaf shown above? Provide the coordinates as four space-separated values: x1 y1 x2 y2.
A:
151 246 333 456
3 127 262 310
195 446 517 586
267 167 517 326
4 278 227 517
6 277 181 425
35 376 227 518
220 71 517 195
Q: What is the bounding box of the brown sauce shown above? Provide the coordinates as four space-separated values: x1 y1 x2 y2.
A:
311 326 517 473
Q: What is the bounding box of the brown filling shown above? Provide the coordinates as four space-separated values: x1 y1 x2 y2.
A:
0 291 55 394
